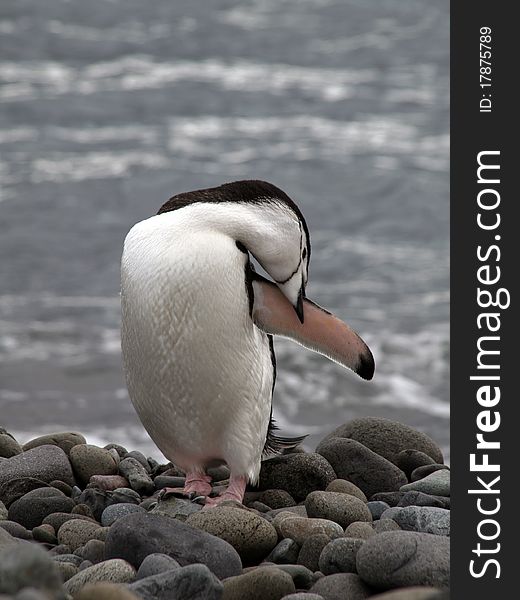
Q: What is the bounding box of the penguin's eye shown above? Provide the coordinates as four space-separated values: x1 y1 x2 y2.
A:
302 248 307 259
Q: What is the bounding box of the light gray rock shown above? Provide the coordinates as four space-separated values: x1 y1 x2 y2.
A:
150 495 201 520
64 559 136 594
411 465 449 482
58 519 103 551
74 582 141 599
0 542 64 596
0 502 7 521
130 563 222 600
305 491 372 528
187 505 278 564
400 470 450 497
373 519 401 534
101 503 145 527
382 506 450 536
0 445 75 488
319 538 364 574
356 531 450 589
367 501 390 520
276 515 343 545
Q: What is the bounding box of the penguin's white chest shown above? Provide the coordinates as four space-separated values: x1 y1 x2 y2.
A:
121 216 273 482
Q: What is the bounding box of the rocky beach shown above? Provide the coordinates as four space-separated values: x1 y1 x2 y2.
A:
0 417 449 599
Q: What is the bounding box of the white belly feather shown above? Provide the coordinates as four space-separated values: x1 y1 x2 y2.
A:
121 213 273 483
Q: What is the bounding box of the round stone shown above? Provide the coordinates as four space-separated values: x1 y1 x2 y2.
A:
317 418 444 465
136 553 180 579
0 445 75 489
400 470 450 497
319 537 364 574
42 512 97 532
309 573 371 600
266 539 300 565
0 520 32 540
344 522 375 540
58 519 103 551
367 501 390 520
277 515 343 545
8 488 75 529
64 559 136 595
394 450 436 479
325 479 367 502
0 432 22 458
118 458 154 496
259 489 296 509
187 505 278 565
382 506 450 536
69 445 119 486
222 566 295 600
356 531 450 589
258 453 336 501
317 438 407 498
369 587 444 599
305 491 372 528
297 533 331 572
23 432 86 456
101 503 145 527
411 465 450 483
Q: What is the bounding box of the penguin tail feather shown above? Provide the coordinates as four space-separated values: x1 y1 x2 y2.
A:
263 418 308 455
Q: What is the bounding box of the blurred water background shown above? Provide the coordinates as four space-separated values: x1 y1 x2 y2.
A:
0 0 449 461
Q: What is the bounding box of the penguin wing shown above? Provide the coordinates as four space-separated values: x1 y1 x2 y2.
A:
251 276 375 380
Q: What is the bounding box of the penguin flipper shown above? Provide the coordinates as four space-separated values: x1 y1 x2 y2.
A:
252 277 375 381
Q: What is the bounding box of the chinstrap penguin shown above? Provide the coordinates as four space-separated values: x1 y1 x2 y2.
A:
121 180 374 507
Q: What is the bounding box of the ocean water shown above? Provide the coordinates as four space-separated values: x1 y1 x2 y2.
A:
0 0 449 461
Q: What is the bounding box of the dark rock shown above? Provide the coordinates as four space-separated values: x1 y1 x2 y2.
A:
136 553 180 580
90 475 129 491
222 566 295 600
0 431 22 458
356 531 450 589
317 438 407 498
400 470 450 497
395 450 436 479
55 561 79 582
123 451 151 472
398 491 450 510
280 595 325 600
50 480 73 496
344 522 375 540
272 564 314 589
57 519 103 551
130 563 222 600
104 443 128 457
8 488 75 529
297 534 331 572
266 539 300 564
75 539 106 564
32 524 58 544
153 475 185 490
0 521 32 540
411 464 450 482
64 559 136 595
119 458 155 496
309 573 371 600
101 503 145 527
0 501 6 521
77 488 113 521
80 560 94 570
207 464 230 481
70 445 119 486
0 445 74 490
317 418 444 465
48 544 73 555
367 501 390 520
249 501 271 512
73 503 96 519
23 432 86 455
269 505 308 519
305 491 372 528
325 479 367 502
370 492 404 507
42 512 97 532
111 488 141 505
105 511 242 580
258 453 336 501
319 538 364 574
0 543 64 596
259 489 296 509
382 507 450 536
187 505 277 565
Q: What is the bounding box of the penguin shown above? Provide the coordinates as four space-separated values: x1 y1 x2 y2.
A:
121 180 374 506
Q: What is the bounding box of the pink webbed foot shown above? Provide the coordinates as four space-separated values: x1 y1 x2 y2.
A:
159 471 213 501
203 474 247 509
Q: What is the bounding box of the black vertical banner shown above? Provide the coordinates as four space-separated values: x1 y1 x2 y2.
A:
452 2 516 596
